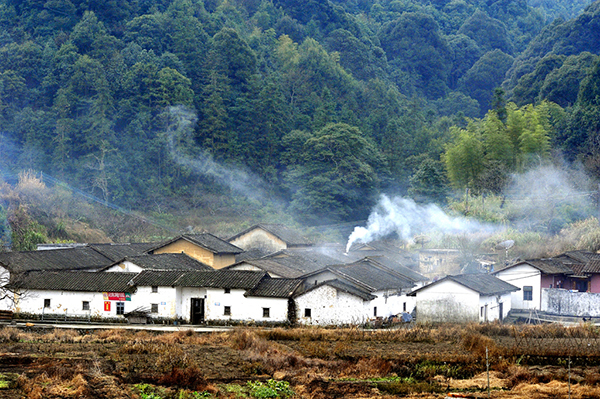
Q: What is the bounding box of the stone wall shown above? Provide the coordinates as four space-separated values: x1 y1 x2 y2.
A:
542 288 600 317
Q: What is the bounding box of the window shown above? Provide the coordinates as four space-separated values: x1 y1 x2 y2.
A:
224 288 231 294
151 304 158 313
263 308 270 318
151 286 158 293
44 299 50 308
224 306 231 316
481 307 484 317
116 302 125 315
374 307 378 317
82 301 90 311
523 286 533 301
304 308 311 318
403 302 407 312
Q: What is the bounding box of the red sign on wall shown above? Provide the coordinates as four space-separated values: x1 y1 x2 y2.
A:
104 301 111 312
103 292 131 301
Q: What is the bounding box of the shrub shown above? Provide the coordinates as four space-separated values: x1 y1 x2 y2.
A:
247 379 294 398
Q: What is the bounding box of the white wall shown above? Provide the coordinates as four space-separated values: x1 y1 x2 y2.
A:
294 285 369 325
14 289 135 319
134 286 178 319
371 290 415 317
478 292 512 322
495 264 540 310
179 287 287 323
0 266 13 311
415 280 480 323
104 261 143 273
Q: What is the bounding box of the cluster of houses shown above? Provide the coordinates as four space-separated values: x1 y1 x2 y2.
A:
0 223 599 325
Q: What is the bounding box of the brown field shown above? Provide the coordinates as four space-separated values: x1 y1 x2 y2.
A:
2 323 600 398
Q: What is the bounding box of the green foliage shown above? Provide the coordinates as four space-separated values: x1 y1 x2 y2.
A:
247 379 294 399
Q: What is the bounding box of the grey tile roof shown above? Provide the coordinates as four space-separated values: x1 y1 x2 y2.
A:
235 248 273 262
259 248 344 276
229 224 312 246
0 247 114 273
365 256 427 283
296 279 376 301
245 278 303 298
495 259 574 275
116 253 213 271
582 260 600 274
410 273 519 296
173 270 267 289
227 259 306 278
323 259 415 291
149 233 243 255
131 270 188 287
13 271 137 292
89 243 158 262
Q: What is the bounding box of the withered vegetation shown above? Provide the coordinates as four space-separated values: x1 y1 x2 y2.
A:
2 323 600 398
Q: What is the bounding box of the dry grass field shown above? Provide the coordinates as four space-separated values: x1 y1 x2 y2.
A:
1 323 600 398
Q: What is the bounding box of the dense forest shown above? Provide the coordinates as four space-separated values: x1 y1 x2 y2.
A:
1 0 600 248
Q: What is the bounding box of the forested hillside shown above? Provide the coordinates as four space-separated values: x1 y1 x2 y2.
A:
0 0 599 243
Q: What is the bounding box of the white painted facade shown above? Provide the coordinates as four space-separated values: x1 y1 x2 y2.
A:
494 264 541 310
178 287 288 323
13 289 134 319
134 285 178 319
371 290 415 317
294 284 369 325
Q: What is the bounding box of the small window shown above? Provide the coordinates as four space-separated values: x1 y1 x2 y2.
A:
82 301 90 311
481 307 484 317
523 286 533 301
116 302 125 315
224 306 231 316
304 308 311 318
403 302 407 312
224 288 231 294
262 307 270 318
151 303 158 313
44 299 51 308
374 307 378 317
151 286 158 293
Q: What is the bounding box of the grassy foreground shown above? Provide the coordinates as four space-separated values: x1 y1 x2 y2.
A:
2 323 600 398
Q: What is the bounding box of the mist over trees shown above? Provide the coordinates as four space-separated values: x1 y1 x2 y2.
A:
0 0 599 234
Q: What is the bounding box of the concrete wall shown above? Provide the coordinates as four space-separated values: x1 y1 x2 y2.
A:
295 285 369 325
230 229 287 253
477 292 511 322
155 240 236 269
371 290 415 317
14 289 133 319
415 280 480 323
541 288 600 317
495 264 541 310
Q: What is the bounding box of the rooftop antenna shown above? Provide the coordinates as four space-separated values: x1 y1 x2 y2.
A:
495 240 514 261
413 235 430 249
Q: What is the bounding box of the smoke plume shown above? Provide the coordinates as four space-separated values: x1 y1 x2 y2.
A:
345 195 494 252
165 106 275 205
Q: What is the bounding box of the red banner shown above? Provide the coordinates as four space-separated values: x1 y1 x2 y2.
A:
103 292 131 301
104 301 111 311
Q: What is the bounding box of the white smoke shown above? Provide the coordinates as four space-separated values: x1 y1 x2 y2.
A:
345 195 493 252
164 105 273 204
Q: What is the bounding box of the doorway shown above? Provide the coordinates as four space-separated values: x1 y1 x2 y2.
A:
190 298 205 324
499 302 503 322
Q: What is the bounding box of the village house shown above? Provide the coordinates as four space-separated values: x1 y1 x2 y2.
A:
228 223 313 254
147 233 243 268
408 274 519 323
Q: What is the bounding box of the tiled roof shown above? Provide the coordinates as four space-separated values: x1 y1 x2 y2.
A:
131 270 188 287
494 259 574 275
245 278 302 298
259 248 343 276
582 260 600 274
235 248 273 262
89 243 158 262
296 279 376 301
325 259 415 291
118 253 213 271
0 247 114 273
229 224 312 246
228 259 306 278
410 273 519 296
149 233 243 254
173 270 266 289
13 271 137 292
366 256 427 282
